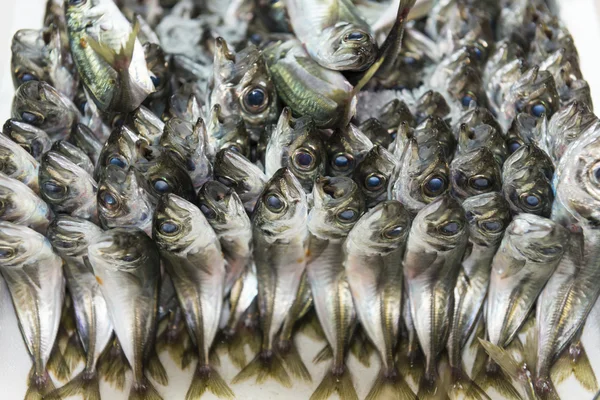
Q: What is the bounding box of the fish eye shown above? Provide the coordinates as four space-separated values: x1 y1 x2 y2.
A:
19 73 37 83
337 208 358 223
107 154 127 168
153 178 171 194
120 254 138 262
461 92 477 108
78 101 87 114
384 225 404 239
481 220 503 233
99 190 119 210
150 75 161 88
21 111 40 124
0 246 14 259
199 203 217 219
530 102 547 118
424 175 447 197
540 246 561 255
250 33 262 44
226 145 242 153
345 31 367 42
590 163 600 184
440 221 461 235
332 153 353 172
159 220 180 235
473 47 483 60
293 149 316 170
469 176 492 191
243 87 268 113
265 193 285 212
508 140 522 153
42 180 67 199
69 0 86 4
403 56 417 66
111 115 125 128
364 173 385 191
520 193 541 210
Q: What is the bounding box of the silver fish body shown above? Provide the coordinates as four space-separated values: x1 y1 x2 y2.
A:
0 133 39 193
0 174 52 234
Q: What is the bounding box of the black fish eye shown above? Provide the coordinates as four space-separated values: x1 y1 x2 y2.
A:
424 175 446 196
78 101 87 114
403 56 417 65
482 220 503 233
364 173 385 191
293 150 315 170
384 225 404 239
69 0 85 4
440 221 461 235
121 254 137 262
159 220 180 235
199 203 217 219
21 111 39 124
111 115 125 128
337 209 357 222
0 246 14 259
332 153 353 171
470 176 492 190
540 246 561 255
520 193 541 209
250 33 262 44
150 75 161 88
345 31 366 41
473 46 483 60
243 87 268 113
265 193 284 212
19 73 37 83
227 145 242 154
42 181 67 199
508 140 522 153
153 179 171 194
461 92 477 108
591 164 600 184
99 190 118 209
107 155 127 168
530 103 547 118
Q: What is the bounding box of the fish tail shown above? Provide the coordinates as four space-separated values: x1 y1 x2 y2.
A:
349 327 373 367
45 370 101 400
310 364 359 400
185 364 235 400
98 338 130 390
226 329 249 369
209 345 221 367
312 344 333 364
474 339 526 400
47 342 71 382
129 376 163 400
87 19 140 72
397 342 425 386
533 376 561 400
365 367 417 400
63 333 85 371
181 340 199 370
295 310 326 342
232 350 292 387
550 341 599 393
277 338 311 382
448 367 490 400
146 350 169 385
155 312 190 369
24 368 55 400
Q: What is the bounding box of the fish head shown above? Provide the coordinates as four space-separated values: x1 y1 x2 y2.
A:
160 117 199 165
453 106 502 138
447 63 488 110
51 140 94 174
505 214 567 263
508 67 560 121
207 106 250 158
353 145 396 206
503 144 554 183
326 124 373 177
0 133 37 182
450 148 501 200
503 165 553 217
462 193 511 247
2 119 51 160
0 221 49 266
315 24 377 71
47 215 103 257
0 174 31 220
458 123 507 165
135 153 196 202
547 101 598 161
197 180 250 235
358 118 392 149
88 227 157 273
287 123 327 192
413 195 468 251
309 176 365 239
378 99 415 133
143 43 170 99
10 29 46 88
414 90 450 124
214 148 267 210
39 151 96 208
131 105 165 147
414 116 455 159
96 125 140 177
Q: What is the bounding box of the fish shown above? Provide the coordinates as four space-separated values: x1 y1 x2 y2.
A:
153 194 234 399
75 89 112 142
357 118 392 150
88 227 166 400
143 42 170 110
353 145 397 208
285 0 377 71
453 105 503 142
457 123 508 166
502 144 554 217
66 0 155 112
412 90 450 124
390 117 455 161
130 105 165 147
0 222 65 399
159 117 213 191
389 138 449 214
533 124 600 397
51 140 95 176
134 152 196 202
94 125 141 180
483 40 526 114
39 151 98 222
206 105 251 159
233 168 308 387
307 176 365 400
326 123 373 177
213 148 268 214
403 195 468 397
504 112 547 152
11 80 80 141
45 216 113 400
70 123 104 166
0 133 39 193
2 119 52 161
344 200 415 400
97 166 155 235
447 193 511 396
450 148 502 201
0 174 52 234
375 99 416 144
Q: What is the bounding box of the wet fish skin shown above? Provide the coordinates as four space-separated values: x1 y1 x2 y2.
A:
134 152 196 203
39 151 98 222
505 112 547 152
326 124 373 178
353 145 397 208
206 105 251 160
0 133 39 193
130 105 165 147
0 174 52 234
413 90 450 124
213 148 268 214
69 123 104 166
453 105 503 142
88 227 164 399
457 123 508 166
51 140 95 176
11 80 81 141
0 221 65 399
2 119 51 161
450 148 502 201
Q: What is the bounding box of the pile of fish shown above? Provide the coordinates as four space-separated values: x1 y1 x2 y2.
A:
3 0 600 399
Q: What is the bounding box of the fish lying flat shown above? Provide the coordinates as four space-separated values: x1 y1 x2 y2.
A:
0 222 65 399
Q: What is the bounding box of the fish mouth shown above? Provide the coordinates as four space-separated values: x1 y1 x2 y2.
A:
199 181 232 213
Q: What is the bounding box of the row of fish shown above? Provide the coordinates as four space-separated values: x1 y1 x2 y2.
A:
2 0 600 399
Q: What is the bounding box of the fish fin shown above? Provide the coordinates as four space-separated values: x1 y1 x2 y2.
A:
185 364 235 400
313 344 333 364
278 339 312 382
396 341 425 386
448 368 490 400
209 345 221 367
146 350 169 385
155 312 190 369
63 333 85 371
47 343 71 382
87 20 140 72
129 377 163 400
181 345 198 370
226 330 248 370
551 342 599 393
24 369 55 400
349 327 374 367
310 364 359 400
45 370 101 400
295 310 326 342
232 351 292 387
98 339 130 390
366 368 417 400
